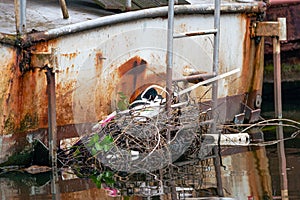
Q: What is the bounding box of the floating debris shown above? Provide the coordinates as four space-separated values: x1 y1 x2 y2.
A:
23 165 52 174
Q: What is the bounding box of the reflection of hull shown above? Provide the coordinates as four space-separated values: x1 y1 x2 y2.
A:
0 172 112 199
0 1 266 165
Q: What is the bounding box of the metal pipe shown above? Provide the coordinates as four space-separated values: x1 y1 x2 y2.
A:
126 0 132 11
173 73 214 82
46 64 60 198
14 0 26 34
0 33 18 46
166 0 174 112
23 3 266 46
212 0 221 133
59 0 69 19
212 0 224 197
46 65 58 169
166 2 177 199
173 29 218 38
273 36 289 200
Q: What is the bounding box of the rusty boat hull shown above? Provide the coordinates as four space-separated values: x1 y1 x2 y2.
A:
0 0 277 199
0 1 266 166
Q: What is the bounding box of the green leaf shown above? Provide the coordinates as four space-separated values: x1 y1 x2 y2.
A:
117 101 127 111
118 92 127 99
103 171 113 178
73 148 81 157
91 148 98 156
104 178 115 186
95 143 103 151
95 180 102 188
92 134 100 143
103 144 111 152
97 174 103 181
101 135 113 145
88 139 94 147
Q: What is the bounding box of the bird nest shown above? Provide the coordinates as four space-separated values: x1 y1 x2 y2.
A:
95 108 199 172
76 84 204 172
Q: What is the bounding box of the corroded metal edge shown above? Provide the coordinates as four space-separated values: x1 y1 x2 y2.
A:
0 3 266 46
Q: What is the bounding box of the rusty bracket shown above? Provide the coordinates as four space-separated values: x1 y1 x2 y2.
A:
30 48 59 73
251 18 287 41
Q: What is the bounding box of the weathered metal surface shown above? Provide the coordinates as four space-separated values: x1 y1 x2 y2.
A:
264 1 300 53
0 0 111 34
0 11 265 134
93 0 129 10
199 147 272 199
273 36 289 200
0 6 267 200
268 0 300 5
251 18 287 40
94 0 200 11
14 0 27 34
24 3 265 45
46 66 58 169
0 0 266 38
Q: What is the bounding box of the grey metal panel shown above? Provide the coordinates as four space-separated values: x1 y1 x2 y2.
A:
94 0 189 10
93 0 126 10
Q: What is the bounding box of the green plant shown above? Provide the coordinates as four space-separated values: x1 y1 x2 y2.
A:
117 92 129 111
90 170 115 188
88 134 113 156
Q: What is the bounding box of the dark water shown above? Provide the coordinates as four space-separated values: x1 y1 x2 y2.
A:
261 82 300 200
0 82 299 200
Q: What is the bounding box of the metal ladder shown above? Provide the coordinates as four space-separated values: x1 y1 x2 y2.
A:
166 0 224 197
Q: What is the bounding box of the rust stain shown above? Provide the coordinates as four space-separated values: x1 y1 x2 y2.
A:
117 56 147 77
240 15 264 109
61 52 78 60
129 83 159 103
115 56 148 104
1 50 20 134
179 23 188 33
94 51 105 118
265 3 300 53
95 51 104 77
94 56 168 113
56 79 77 126
240 16 253 95
30 39 58 53
19 68 48 128
1 46 49 135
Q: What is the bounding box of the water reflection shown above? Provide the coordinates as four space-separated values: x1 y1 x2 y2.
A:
0 146 275 199
0 147 299 199
1 82 299 199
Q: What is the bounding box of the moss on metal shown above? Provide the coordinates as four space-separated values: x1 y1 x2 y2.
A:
3 113 39 135
264 63 300 82
4 116 16 134
19 113 38 132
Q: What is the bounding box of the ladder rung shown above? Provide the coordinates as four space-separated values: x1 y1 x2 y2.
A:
173 29 218 39
173 73 214 83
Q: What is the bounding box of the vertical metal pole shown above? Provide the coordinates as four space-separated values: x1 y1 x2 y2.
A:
59 0 69 19
273 36 289 200
166 2 177 200
166 0 174 113
212 0 220 133
14 0 26 34
212 0 224 197
126 0 132 11
46 66 60 199
46 66 57 169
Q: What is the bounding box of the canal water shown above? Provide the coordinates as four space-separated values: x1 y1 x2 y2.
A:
0 82 299 200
